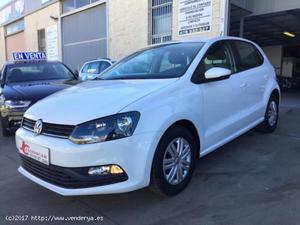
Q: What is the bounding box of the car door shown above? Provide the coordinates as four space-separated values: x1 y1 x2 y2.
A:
230 40 267 124
194 41 244 149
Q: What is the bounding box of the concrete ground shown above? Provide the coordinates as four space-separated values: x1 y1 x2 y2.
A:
0 91 300 225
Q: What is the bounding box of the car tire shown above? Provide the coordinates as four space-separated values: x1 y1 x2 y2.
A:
150 125 197 196
259 94 279 133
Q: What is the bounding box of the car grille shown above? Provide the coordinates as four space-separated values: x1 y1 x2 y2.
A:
20 155 128 189
22 117 75 138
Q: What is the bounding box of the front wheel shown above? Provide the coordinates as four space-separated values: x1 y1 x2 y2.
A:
259 95 279 133
150 125 197 196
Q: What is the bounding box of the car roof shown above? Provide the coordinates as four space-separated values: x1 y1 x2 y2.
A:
150 36 258 47
2 60 62 68
83 58 113 64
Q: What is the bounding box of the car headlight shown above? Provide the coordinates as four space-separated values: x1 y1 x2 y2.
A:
69 111 140 144
4 100 31 109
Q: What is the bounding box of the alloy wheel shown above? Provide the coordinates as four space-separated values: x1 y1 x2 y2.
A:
268 101 278 127
163 137 192 185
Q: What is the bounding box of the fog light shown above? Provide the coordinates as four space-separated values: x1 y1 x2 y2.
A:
88 166 110 176
110 165 123 174
88 165 124 176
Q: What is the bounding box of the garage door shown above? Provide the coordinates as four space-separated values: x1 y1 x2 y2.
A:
6 32 25 61
62 4 107 71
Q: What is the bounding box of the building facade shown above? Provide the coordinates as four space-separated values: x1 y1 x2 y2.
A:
1 0 300 74
108 0 227 60
0 0 60 64
0 0 227 70
59 0 228 70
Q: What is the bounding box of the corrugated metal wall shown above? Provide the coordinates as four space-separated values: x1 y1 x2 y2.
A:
61 4 107 71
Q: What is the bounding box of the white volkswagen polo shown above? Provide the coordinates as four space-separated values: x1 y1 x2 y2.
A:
16 37 280 196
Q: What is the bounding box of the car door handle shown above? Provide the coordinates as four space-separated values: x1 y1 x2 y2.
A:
240 82 247 88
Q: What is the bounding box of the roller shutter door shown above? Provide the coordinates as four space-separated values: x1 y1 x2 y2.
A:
62 4 107 71
6 32 25 61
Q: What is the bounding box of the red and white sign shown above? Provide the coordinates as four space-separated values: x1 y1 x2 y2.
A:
18 140 49 165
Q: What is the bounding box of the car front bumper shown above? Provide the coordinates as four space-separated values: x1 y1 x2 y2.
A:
16 127 161 195
1 107 26 130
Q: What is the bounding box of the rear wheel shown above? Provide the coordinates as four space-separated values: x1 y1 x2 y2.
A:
259 95 279 133
150 125 197 196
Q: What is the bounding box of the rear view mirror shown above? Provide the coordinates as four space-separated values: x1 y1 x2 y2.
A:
0 79 4 88
73 70 79 79
0 71 4 87
204 67 231 81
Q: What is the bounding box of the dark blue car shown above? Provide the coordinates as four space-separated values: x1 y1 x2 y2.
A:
0 61 79 136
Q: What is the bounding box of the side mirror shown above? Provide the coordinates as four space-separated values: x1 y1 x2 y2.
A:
204 67 231 81
73 70 79 79
0 79 4 88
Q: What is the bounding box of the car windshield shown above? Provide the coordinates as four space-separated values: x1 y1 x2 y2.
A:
99 42 204 80
5 62 74 83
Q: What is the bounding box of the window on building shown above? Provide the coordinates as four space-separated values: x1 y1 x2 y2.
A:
63 0 76 13
37 29 46 52
41 0 52 4
150 0 173 44
76 0 90 8
62 0 100 13
5 19 24 36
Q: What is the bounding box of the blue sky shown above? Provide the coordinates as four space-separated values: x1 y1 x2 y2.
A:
0 0 11 8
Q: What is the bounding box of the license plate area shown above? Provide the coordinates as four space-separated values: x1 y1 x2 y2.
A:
17 139 50 165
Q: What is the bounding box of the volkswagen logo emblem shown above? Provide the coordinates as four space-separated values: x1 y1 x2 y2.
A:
34 119 43 135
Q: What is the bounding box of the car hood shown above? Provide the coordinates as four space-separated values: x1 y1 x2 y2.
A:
25 79 178 125
79 73 98 81
3 79 78 103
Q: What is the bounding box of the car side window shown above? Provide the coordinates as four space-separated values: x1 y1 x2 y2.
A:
232 41 264 72
192 41 235 83
82 62 100 74
100 62 111 72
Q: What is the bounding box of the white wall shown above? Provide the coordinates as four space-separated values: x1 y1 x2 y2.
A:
0 27 5 67
108 0 149 60
24 2 60 53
